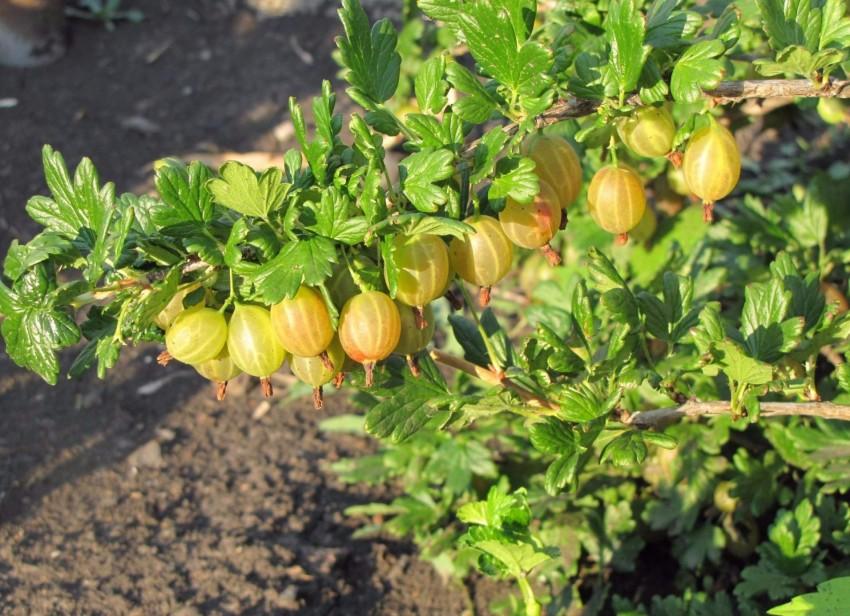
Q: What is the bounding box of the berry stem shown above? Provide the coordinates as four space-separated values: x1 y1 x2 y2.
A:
541 244 562 266
406 354 421 377
364 361 376 387
703 201 715 223
479 286 492 307
413 305 428 329
319 351 334 371
616 233 629 245
215 381 228 401
156 351 173 366
312 387 324 410
333 372 346 389
666 150 683 168
261 377 274 398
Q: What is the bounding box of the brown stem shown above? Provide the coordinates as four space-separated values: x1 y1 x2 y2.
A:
319 351 334 371
261 377 274 398
666 151 683 168
479 286 492 307
363 361 376 387
429 349 850 425
156 351 173 367
464 79 850 158
625 401 850 429
703 202 715 223
312 387 324 410
429 349 557 410
413 305 428 329
406 354 421 377
215 381 228 401
333 372 346 389
615 233 629 246
541 243 562 266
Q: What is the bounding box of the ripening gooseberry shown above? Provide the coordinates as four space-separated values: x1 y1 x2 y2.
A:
327 255 375 308
499 179 562 265
617 106 676 158
155 285 202 330
228 303 287 396
270 286 335 358
522 133 582 209
817 98 847 125
628 206 658 245
338 291 401 386
165 307 228 366
395 302 435 355
291 338 346 409
587 165 647 243
195 347 242 401
682 120 741 222
389 233 450 326
448 215 513 306
395 303 435 377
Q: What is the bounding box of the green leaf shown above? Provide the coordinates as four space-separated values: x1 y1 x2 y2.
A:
401 149 456 213
448 314 490 367
671 40 725 102
543 452 580 495
208 162 289 219
455 1 552 101
415 54 447 114
153 160 214 227
0 267 80 385
26 146 110 244
600 431 648 468
336 0 401 104
250 238 337 304
768 576 850 615
458 485 531 528
529 418 579 455
365 377 451 442
446 61 499 124
400 215 474 239
488 157 539 203
740 280 793 362
716 339 774 386
558 385 608 423
303 187 367 245
473 540 553 577
605 0 649 99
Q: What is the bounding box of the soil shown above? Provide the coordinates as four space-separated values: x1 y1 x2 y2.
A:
0 2 497 614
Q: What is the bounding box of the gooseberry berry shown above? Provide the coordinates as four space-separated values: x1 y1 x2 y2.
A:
448 215 513 306
587 165 647 243
395 302 435 376
628 206 658 245
499 179 562 265
617 106 676 158
195 347 242 401
682 120 741 222
338 291 401 386
154 285 202 331
164 307 228 366
228 303 288 396
522 133 582 209
291 338 346 409
388 233 450 327
270 285 335 358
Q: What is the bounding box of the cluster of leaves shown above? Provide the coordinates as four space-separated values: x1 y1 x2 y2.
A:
2 0 850 613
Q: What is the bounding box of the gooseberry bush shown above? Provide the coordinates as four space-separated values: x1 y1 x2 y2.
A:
3 0 850 613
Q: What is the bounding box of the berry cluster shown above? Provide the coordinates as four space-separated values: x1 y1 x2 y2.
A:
155 113 742 407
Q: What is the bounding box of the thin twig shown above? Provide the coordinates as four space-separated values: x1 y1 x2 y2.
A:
430 350 850 426
429 349 557 410
624 401 850 428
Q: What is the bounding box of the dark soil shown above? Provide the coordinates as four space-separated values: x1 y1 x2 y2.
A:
0 2 491 613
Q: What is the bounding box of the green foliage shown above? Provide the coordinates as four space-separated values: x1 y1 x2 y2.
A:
3 0 850 613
